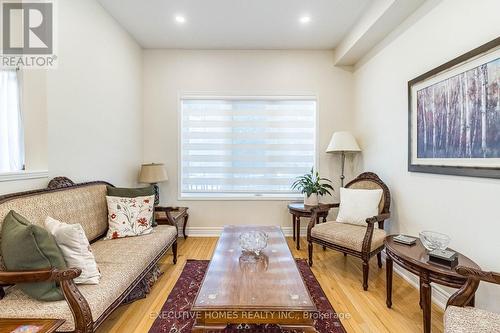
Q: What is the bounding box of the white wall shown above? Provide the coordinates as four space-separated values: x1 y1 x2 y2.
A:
47 0 143 186
353 0 500 311
143 50 354 230
0 0 143 194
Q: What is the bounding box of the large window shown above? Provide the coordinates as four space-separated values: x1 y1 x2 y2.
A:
0 69 24 173
180 96 317 198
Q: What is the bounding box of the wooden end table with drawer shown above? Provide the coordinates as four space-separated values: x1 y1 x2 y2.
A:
155 206 189 239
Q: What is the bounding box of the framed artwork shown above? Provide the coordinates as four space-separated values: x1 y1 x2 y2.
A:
408 37 500 178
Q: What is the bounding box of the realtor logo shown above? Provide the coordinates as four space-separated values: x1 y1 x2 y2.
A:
1 0 56 68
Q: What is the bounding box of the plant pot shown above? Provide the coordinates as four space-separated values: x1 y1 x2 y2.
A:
304 193 318 206
318 194 328 204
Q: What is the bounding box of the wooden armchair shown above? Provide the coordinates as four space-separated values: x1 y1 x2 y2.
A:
307 172 391 290
444 266 500 332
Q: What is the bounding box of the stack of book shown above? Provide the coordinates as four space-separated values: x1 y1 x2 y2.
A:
393 235 417 245
428 249 458 268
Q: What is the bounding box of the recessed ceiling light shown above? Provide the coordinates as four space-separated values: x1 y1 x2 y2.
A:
175 15 186 24
299 16 311 24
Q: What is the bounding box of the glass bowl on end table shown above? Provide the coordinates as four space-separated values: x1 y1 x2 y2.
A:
419 231 451 251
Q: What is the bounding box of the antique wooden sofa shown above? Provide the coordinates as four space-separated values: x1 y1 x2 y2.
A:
0 179 178 333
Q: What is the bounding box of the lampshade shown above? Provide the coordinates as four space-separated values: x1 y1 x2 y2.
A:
326 131 361 153
138 163 168 183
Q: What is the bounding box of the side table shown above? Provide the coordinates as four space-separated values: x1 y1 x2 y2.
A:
287 202 329 250
155 206 189 239
0 318 65 333
384 235 480 333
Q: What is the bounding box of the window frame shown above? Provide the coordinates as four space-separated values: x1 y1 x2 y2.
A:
0 69 48 183
177 93 319 201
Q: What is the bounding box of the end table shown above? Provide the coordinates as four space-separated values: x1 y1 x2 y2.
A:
287 202 330 250
384 235 480 333
155 206 189 239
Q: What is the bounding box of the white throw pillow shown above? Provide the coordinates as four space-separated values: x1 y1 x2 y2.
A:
44 217 101 285
105 195 154 240
336 188 383 226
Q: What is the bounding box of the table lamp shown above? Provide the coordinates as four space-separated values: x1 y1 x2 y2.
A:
326 131 361 187
138 163 168 205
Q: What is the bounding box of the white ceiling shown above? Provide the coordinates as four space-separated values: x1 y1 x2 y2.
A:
97 0 371 49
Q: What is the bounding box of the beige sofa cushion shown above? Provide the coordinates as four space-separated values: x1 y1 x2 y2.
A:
444 306 500 333
311 221 386 252
0 225 177 332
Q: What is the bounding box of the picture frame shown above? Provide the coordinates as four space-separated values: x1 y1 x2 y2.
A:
408 37 500 179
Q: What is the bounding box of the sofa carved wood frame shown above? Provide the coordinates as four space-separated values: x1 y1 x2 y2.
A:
307 172 391 291
447 266 500 308
0 180 178 333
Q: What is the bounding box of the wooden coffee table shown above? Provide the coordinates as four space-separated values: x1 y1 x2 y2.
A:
385 235 480 333
191 225 317 332
0 318 65 333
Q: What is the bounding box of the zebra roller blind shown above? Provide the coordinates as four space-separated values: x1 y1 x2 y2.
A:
180 96 317 198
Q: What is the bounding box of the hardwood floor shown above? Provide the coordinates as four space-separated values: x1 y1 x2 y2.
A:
96 237 444 333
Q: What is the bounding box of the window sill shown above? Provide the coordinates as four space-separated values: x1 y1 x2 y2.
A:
0 170 49 182
179 193 303 201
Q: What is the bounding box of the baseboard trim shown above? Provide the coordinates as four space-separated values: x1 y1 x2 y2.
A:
185 226 308 237
184 227 222 237
381 251 450 310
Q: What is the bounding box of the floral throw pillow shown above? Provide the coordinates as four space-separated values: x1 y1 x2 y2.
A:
105 195 154 240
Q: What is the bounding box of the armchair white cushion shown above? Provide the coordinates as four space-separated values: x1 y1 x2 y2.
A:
336 188 383 225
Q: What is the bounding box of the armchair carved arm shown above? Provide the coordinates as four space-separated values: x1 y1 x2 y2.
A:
447 266 500 308
365 213 390 224
361 213 391 257
0 268 94 333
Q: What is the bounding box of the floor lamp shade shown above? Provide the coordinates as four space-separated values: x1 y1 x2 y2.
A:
326 132 361 187
326 131 361 153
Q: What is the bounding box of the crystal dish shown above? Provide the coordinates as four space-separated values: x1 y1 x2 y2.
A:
419 231 450 251
239 231 268 255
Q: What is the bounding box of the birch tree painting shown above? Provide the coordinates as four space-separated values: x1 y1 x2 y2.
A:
416 57 500 159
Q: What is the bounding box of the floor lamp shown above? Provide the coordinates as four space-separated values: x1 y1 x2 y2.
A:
326 132 361 187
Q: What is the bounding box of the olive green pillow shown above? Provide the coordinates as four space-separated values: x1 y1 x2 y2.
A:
106 185 157 226
1 210 67 301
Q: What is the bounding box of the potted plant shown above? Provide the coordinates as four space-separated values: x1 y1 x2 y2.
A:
291 168 334 206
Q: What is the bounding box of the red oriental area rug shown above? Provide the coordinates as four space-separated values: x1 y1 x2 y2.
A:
149 259 346 333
